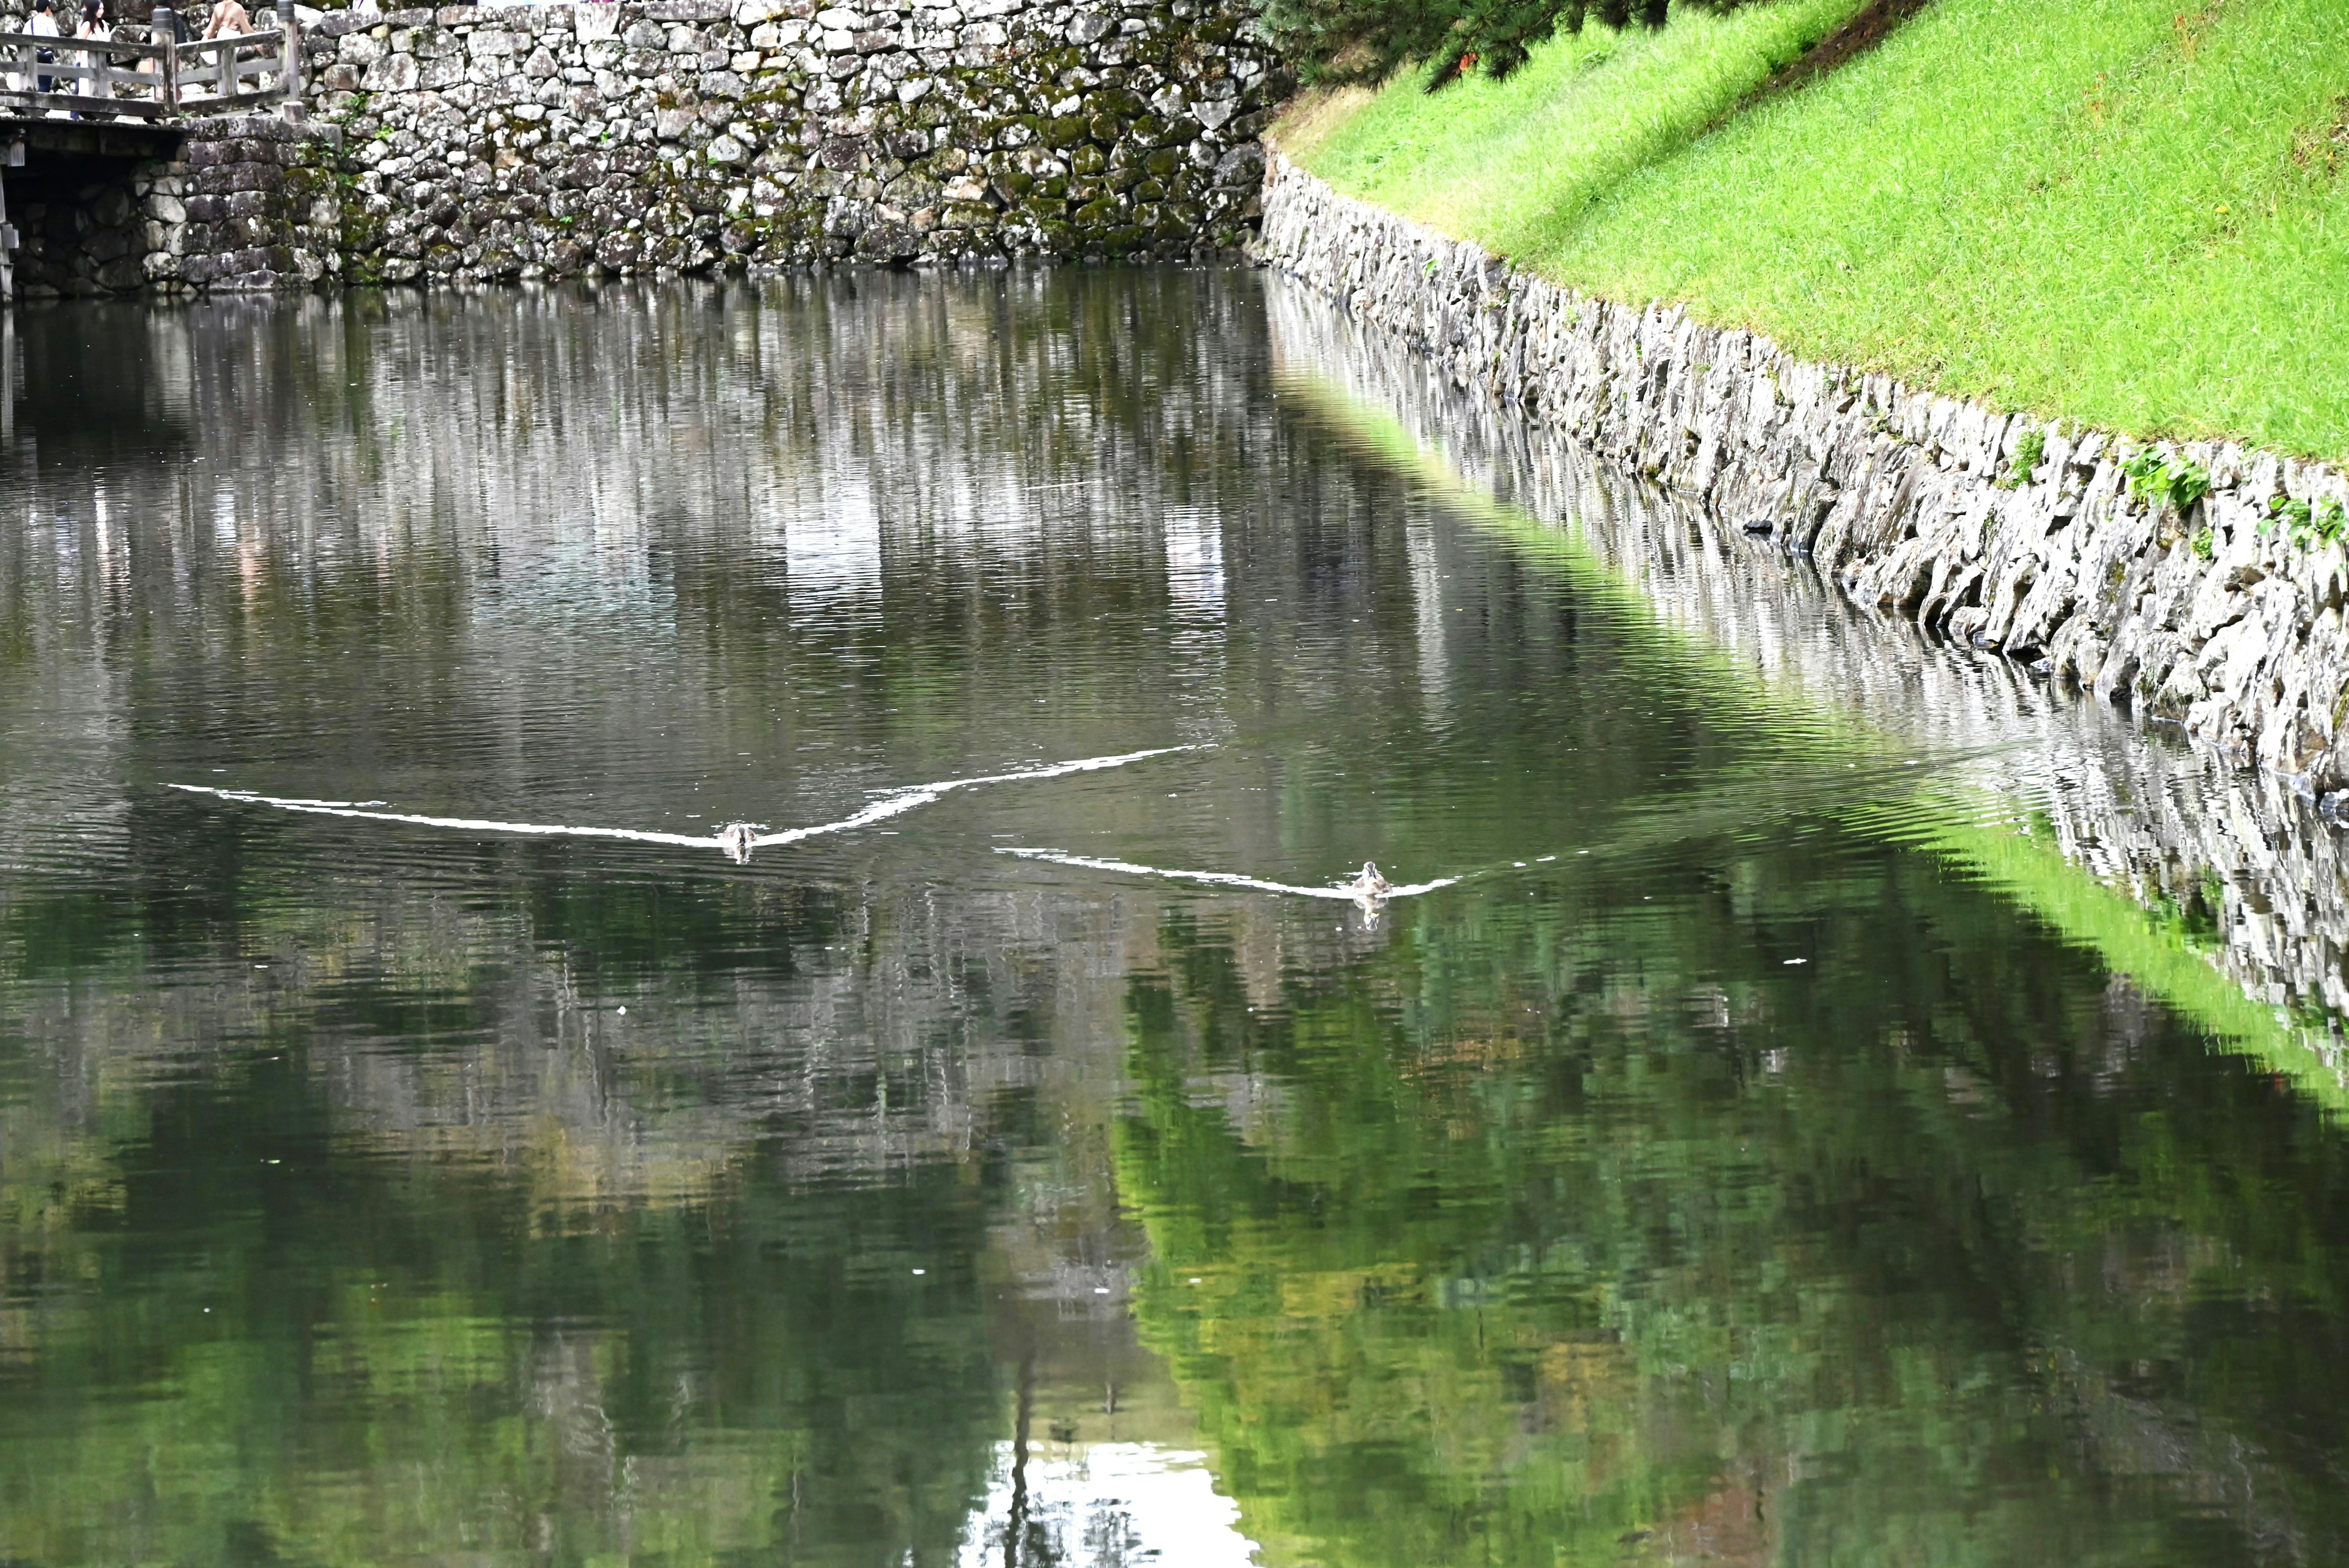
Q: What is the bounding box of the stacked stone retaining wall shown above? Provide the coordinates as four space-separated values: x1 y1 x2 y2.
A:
1258 151 2349 805
149 115 346 291
1269 276 2349 1038
300 0 1277 279
6 0 1276 292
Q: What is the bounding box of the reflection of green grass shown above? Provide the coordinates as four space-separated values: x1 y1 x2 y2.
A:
1282 366 2349 1114
1286 0 2349 460
1909 807 2349 1115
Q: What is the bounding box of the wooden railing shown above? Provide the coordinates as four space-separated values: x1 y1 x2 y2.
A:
0 7 300 120
169 24 300 110
0 31 174 117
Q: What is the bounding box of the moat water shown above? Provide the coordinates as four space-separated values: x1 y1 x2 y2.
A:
3 268 2348 1566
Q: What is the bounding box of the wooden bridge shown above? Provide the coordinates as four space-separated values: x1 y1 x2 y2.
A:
0 7 300 122
0 4 301 297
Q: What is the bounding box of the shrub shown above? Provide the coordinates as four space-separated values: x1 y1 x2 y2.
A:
1265 0 1757 91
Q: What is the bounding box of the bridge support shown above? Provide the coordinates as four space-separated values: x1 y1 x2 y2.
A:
0 136 17 303
0 113 338 297
275 0 300 122
0 119 179 298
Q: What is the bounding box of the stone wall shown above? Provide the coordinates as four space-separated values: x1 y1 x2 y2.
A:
144 114 346 292
297 0 1279 279
1267 276 2349 1052
1258 151 2349 807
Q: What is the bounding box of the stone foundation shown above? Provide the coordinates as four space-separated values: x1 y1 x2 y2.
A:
144 114 345 292
4 115 342 300
1257 151 2349 804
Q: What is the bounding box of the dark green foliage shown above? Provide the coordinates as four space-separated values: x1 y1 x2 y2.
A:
1263 0 1754 91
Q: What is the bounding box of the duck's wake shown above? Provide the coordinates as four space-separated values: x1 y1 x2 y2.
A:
993 846 1460 908
167 745 1208 862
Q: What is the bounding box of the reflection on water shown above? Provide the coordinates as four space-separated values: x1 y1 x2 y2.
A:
958 1445 1256 1567
1 270 2348 1566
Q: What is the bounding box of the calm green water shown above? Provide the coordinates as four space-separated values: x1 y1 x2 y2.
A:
2 270 2347 1567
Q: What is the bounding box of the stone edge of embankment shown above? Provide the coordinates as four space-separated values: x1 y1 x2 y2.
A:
1255 149 2349 807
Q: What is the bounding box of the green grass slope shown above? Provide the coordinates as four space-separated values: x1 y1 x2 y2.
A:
1283 0 2349 460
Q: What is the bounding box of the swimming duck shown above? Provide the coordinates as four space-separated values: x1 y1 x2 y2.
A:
1343 861 1393 903
717 823 760 864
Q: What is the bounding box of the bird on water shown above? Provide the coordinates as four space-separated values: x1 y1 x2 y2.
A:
1343 862 1393 904
718 823 760 863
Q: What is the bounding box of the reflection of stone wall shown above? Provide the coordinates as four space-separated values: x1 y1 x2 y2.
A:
0 270 1287 1199
1259 153 2349 802
1265 278 2349 1052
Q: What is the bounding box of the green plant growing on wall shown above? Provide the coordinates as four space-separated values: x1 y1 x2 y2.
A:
2263 494 2311 541
2261 494 2348 550
2192 526 2216 560
2124 448 2212 514
1998 426 2046 489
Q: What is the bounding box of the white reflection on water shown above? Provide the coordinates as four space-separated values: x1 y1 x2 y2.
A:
1164 504 1227 621
956 1442 1262 1568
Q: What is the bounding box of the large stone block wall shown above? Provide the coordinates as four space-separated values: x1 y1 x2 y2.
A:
1258 151 2349 805
298 0 1280 279
145 115 346 291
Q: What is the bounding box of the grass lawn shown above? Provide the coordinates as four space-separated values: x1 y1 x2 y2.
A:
1280 0 2349 461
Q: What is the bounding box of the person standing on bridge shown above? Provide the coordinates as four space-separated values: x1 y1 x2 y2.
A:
203 0 250 40
69 0 105 116
25 0 59 105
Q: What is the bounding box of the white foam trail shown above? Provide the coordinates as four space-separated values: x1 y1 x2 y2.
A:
166 745 1209 857
750 747 1205 848
161 786 721 848
994 847 1461 902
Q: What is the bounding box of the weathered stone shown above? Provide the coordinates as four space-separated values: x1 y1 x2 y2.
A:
366 51 420 91
1267 257 2349 1056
